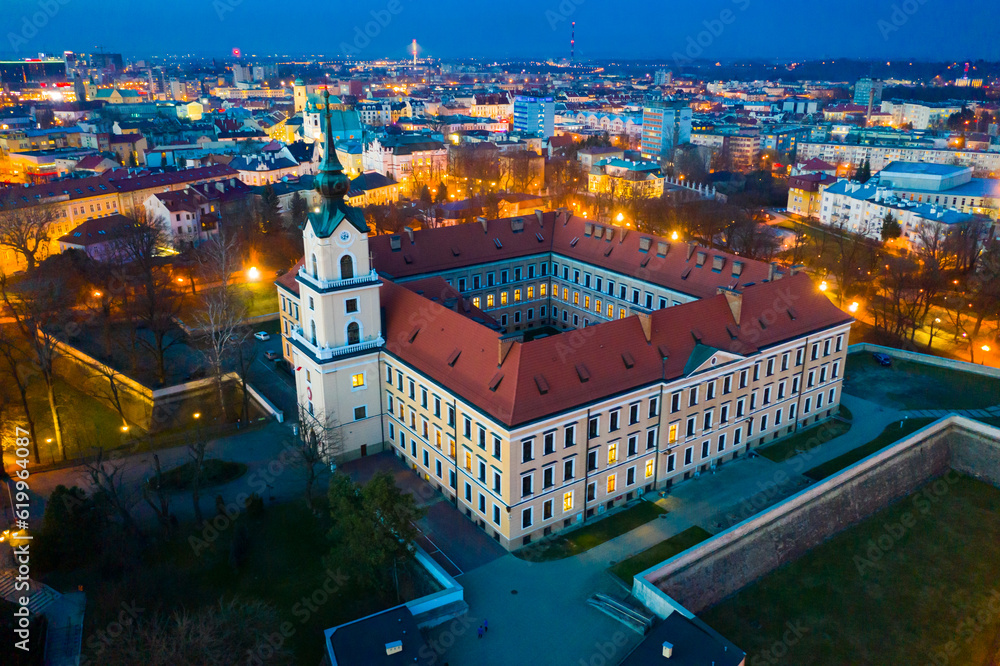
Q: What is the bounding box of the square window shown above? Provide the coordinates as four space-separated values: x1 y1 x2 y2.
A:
345 298 358 313
351 373 365 388
354 406 366 420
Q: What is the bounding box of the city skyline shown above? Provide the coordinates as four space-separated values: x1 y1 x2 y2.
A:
4 0 1000 61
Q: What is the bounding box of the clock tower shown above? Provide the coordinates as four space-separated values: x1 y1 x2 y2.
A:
291 89 383 459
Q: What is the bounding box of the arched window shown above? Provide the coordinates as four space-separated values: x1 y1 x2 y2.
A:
347 322 360 345
340 254 354 280
311 254 318 279
310 321 317 345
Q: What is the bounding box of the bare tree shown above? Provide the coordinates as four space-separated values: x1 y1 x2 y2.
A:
110 217 185 386
99 597 291 666
0 324 39 463
83 448 143 539
0 189 56 273
142 453 173 535
193 233 249 415
295 405 343 512
88 362 132 432
545 156 584 209
499 150 541 194
0 273 68 460
189 420 208 525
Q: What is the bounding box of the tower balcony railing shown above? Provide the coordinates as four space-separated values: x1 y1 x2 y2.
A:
292 326 384 361
297 268 379 291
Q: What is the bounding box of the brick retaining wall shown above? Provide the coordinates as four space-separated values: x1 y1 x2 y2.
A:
634 417 1000 616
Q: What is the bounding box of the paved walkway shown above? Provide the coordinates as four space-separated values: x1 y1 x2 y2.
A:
20 420 306 528
427 393 940 666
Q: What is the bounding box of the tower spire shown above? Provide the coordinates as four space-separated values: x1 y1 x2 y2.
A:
307 89 368 236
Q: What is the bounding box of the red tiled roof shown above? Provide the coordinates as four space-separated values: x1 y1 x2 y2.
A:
799 157 836 172
398 276 499 328
381 272 852 427
788 173 838 192
57 214 134 246
371 212 775 300
275 258 304 296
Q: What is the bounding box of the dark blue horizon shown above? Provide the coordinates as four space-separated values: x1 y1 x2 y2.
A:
3 0 998 63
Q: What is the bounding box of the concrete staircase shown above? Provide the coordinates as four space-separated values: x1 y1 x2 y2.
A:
586 593 654 635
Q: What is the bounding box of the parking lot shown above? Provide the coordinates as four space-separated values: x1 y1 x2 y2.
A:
246 319 299 418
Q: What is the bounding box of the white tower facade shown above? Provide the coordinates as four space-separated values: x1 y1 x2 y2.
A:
290 90 384 459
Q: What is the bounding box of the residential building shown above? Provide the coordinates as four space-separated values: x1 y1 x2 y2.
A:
796 141 1000 176
786 172 838 218
588 158 665 199
853 78 883 108
513 95 555 138
640 101 692 162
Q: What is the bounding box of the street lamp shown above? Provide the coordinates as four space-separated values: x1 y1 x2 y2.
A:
819 281 828 292
247 266 261 281
616 213 624 223
848 302 859 313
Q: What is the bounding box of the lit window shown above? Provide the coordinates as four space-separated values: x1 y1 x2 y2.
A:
608 442 618 465
487 294 495 307
562 288 569 301
607 474 617 494
645 459 654 478
527 286 534 299
563 491 573 512
540 283 547 296
668 424 678 443
607 304 614 318
619 308 627 319
473 296 481 308
501 291 508 305
573 292 579 305
514 289 521 302
464 451 472 471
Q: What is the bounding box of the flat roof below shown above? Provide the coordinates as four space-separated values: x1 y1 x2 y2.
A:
327 605 433 666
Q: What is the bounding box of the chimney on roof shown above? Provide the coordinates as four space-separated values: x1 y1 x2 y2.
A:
790 263 805 276
686 241 697 260
633 310 653 343
477 216 488 233
535 209 544 226
498 335 520 366
404 226 414 243
768 262 780 281
718 287 743 325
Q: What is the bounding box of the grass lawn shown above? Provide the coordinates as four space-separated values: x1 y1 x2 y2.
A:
803 418 934 481
240 281 280 317
515 500 667 562
42 499 440 666
758 410 852 464
18 375 146 464
700 475 1000 666
844 353 1000 411
155 458 248 491
609 526 712 585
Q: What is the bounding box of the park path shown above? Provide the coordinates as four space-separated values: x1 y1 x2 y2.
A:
14 420 313 529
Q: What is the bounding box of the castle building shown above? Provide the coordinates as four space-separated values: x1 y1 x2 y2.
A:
277 95 854 550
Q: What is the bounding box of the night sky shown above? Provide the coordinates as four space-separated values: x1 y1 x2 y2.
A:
3 0 998 61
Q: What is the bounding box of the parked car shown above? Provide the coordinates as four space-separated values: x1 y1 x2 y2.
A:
254 331 270 341
264 350 281 361
872 352 892 366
